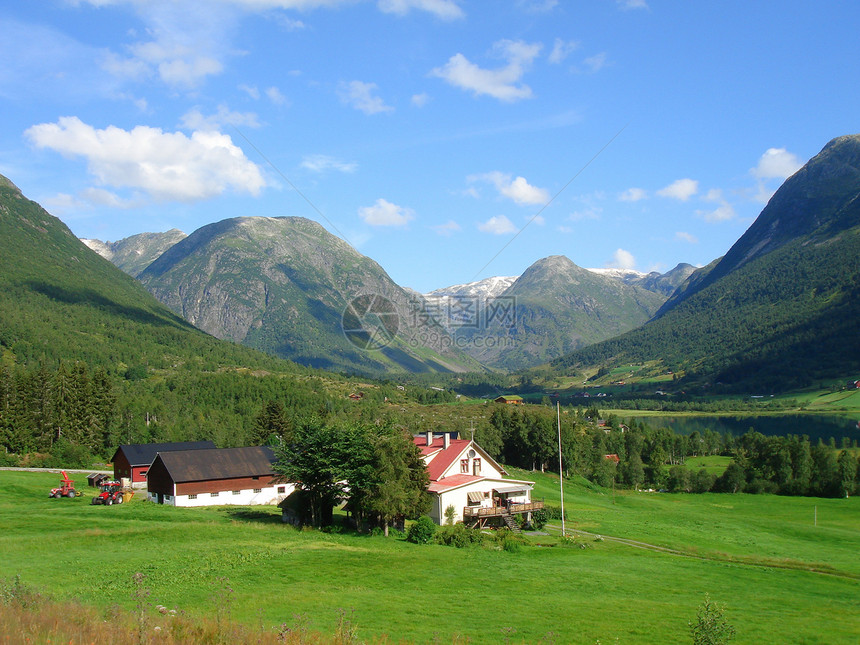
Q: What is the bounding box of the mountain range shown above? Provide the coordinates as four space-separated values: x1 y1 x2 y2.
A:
550 134 860 392
3 133 857 390
137 216 477 374
85 222 682 373
81 230 187 277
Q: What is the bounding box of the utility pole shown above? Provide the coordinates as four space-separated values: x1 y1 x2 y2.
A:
557 401 565 536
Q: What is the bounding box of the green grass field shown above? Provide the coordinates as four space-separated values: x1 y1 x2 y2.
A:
2 470 858 644
680 455 732 474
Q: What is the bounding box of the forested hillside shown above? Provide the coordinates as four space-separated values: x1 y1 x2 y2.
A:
0 174 455 462
550 135 860 393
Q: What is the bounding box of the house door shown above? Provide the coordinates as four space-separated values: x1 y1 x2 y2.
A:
157 493 164 504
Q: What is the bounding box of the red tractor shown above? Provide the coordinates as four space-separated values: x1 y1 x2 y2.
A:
91 480 125 505
49 471 79 498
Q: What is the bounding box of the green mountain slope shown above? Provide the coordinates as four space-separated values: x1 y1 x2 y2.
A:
0 174 298 375
550 135 860 392
456 255 666 371
82 229 187 277
139 216 478 375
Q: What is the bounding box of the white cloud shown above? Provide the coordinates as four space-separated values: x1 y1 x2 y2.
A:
617 0 648 9
266 86 289 106
703 188 723 201
619 187 647 202
411 93 430 107
478 215 517 235
675 231 698 243
377 0 464 20
25 116 265 201
583 52 609 73
301 154 357 173
470 171 549 205
433 220 461 236
657 178 698 201
751 147 802 180
239 84 260 100
557 225 574 234
430 39 542 102
609 248 636 270
531 215 546 226
155 55 223 88
76 0 466 93
358 198 414 226
40 192 84 215
518 0 559 12
548 38 579 64
180 105 260 131
338 80 394 114
99 0 234 90
698 202 736 223
568 208 601 221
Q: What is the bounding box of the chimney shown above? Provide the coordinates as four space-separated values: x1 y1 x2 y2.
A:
425 431 433 446
443 432 451 449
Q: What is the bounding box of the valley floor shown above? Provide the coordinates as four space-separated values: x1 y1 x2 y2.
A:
2 470 858 644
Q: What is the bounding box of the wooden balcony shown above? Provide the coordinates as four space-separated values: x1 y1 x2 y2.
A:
463 500 543 519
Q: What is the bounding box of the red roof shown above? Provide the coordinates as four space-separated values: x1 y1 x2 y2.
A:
428 474 484 493
412 436 472 481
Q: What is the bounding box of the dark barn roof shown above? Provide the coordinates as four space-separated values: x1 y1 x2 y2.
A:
112 441 216 467
153 446 277 483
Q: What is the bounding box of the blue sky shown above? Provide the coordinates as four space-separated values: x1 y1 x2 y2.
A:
1 1 858 292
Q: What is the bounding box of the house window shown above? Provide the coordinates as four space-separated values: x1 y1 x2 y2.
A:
460 459 469 474
252 476 260 480
210 492 219 497
141 470 148 478
232 490 241 496
473 458 481 475
165 495 171 500
254 488 262 493
188 494 197 500
277 486 286 493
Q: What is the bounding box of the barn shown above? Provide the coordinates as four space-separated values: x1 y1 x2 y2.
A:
145 446 293 507
111 441 216 487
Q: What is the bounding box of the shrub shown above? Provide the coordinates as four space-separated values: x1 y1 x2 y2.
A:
407 516 436 545
495 528 526 553
0 452 18 467
531 508 548 530
434 523 482 548
692 469 716 494
689 594 736 645
544 505 568 521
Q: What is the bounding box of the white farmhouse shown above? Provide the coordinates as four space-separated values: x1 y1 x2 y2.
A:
413 432 542 528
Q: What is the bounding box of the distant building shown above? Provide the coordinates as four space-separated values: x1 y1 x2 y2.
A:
494 395 524 405
146 446 292 507
111 441 216 488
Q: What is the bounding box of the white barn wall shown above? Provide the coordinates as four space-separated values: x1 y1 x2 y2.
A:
147 483 294 507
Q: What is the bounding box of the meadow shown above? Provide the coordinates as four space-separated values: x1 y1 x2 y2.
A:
2 469 858 644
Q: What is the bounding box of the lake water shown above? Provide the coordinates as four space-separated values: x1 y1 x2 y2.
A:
628 414 860 444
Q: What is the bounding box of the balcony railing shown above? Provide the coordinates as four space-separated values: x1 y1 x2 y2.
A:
462 500 544 519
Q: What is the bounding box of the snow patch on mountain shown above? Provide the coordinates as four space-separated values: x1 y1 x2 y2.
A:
423 275 517 300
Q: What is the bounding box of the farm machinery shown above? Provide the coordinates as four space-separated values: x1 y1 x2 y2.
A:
49 471 79 498
91 479 127 505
